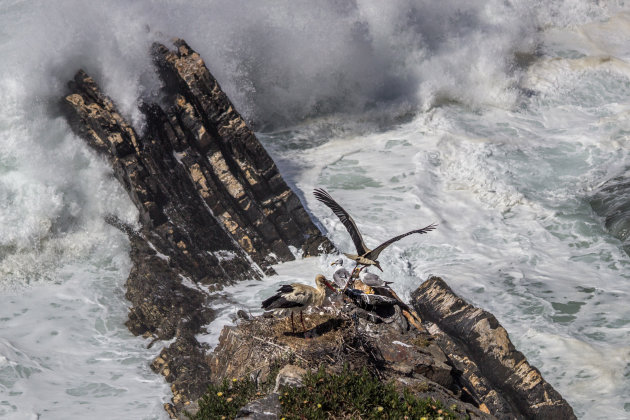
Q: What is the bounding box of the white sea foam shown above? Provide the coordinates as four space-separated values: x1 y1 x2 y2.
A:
2 1 630 419
274 31 630 416
0 247 170 419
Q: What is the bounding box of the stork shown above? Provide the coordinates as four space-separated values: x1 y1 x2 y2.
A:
261 274 337 333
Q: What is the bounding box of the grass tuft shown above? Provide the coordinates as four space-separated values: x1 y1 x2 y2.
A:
190 364 462 419
189 357 290 420
188 377 257 420
279 365 461 419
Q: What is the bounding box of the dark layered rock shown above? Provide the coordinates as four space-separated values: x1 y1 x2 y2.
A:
195 311 492 420
64 41 332 281
125 234 214 340
412 277 576 420
151 39 331 262
590 169 630 256
62 38 576 420
62 39 332 416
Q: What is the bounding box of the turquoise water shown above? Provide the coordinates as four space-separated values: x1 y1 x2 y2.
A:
1 1 630 418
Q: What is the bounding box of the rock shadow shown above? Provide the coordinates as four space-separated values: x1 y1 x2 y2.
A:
283 317 347 338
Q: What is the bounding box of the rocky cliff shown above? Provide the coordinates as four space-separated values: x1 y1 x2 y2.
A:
412 277 575 419
179 276 575 419
203 307 490 420
62 39 575 419
63 39 332 410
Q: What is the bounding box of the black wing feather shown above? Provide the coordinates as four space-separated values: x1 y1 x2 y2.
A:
313 188 368 255
276 284 294 294
262 284 299 309
367 223 437 260
344 288 398 309
261 295 304 310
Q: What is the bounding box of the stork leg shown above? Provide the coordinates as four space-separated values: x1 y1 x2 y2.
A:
291 312 295 333
300 311 307 332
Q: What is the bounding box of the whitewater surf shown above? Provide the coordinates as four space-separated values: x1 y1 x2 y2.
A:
1 1 629 418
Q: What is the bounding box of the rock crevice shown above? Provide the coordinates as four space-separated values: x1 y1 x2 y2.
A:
412 277 576 419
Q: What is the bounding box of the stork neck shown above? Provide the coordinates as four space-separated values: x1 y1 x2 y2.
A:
314 284 327 306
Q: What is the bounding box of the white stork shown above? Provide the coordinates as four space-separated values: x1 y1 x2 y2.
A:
261 274 337 333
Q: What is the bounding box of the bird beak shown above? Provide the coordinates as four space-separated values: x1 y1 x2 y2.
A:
375 262 383 272
330 261 337 266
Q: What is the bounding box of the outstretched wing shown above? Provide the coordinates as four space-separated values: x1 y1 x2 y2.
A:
314 188 368 255
367 223 437 260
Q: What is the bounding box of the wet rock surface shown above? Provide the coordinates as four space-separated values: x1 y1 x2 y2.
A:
412 277 576 420
590 169 630 256
62 39 332 415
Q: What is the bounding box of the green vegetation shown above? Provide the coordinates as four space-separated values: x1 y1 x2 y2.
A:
191 364 461 420
278 366 460 420
188 376 258 420
189 357 288 420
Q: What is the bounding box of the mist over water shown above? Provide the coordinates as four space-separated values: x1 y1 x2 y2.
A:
1 1 630 418
0 0 554 127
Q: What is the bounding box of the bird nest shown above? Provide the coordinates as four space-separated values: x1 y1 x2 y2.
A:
233 311 386 379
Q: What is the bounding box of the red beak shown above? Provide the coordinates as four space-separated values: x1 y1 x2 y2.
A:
324 280 338 292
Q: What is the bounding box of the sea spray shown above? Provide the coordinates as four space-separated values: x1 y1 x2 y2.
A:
1 1 630 418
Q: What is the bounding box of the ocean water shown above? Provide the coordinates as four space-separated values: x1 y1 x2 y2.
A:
1 1 630 418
